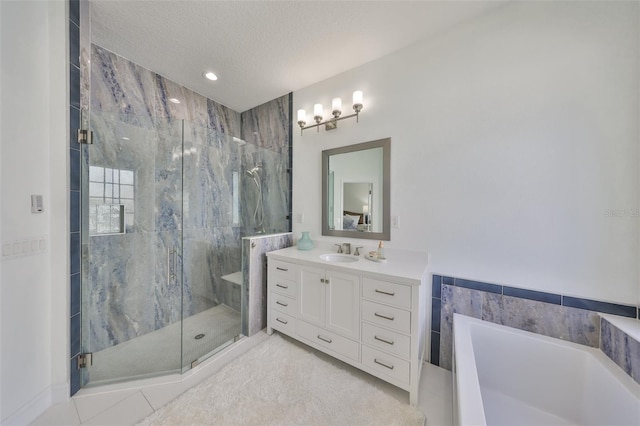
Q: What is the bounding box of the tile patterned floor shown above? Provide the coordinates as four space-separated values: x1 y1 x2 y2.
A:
32 332 453 426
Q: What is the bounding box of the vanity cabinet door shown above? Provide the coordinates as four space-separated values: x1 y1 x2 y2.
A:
298 266 326 327
325 270 360 340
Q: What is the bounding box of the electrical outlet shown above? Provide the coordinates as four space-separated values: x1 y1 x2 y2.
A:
297 213 305 224
391 216 400 228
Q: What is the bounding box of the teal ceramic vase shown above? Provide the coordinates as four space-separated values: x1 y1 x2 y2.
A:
297 231 314 251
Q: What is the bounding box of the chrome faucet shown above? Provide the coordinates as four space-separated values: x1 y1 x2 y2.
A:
342 243 351 255
334 244 343 254
354 246 363 256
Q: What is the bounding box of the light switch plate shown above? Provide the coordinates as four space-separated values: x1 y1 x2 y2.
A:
391 216 400 228
31 195 44 213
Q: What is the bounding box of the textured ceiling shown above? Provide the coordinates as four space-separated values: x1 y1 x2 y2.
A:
90 1 506 112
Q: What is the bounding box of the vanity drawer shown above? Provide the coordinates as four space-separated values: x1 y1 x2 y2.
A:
362 345 410 384
269 292 297 317
268 276 297 299
362 278 411 310
271 311 296 335
297 320 359 362
361 322 411 360
269 260 298 281
362 300 411 334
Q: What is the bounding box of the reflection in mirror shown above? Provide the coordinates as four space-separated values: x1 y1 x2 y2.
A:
322 138 390 240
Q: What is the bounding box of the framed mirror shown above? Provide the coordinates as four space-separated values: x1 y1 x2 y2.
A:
322 138 390 240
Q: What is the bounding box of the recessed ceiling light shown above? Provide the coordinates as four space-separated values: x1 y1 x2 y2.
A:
204 71 218 81
169 98 181 104
122 137 130 141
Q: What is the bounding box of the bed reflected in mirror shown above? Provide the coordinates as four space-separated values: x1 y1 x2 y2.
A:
322 138 390 241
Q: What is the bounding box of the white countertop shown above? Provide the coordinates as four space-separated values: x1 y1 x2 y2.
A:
266 246 428 285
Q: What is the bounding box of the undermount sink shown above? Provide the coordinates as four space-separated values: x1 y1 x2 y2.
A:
319 253 359 263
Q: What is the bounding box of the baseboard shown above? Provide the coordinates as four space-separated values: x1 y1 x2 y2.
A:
2 385 52 426
50 381 70 405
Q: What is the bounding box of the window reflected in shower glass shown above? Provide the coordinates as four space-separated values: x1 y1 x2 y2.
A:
89 165 135 235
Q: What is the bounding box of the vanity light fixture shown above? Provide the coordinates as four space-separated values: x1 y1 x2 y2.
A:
297 91 363 134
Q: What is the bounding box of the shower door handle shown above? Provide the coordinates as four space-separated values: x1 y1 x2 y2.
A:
167 247 177 285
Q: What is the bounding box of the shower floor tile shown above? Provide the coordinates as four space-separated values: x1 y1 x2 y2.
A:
86 304 241 385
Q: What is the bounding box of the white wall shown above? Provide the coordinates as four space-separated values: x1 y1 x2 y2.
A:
0 1 68 423
293 1 639 306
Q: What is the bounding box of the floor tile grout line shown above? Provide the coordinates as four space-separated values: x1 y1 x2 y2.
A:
72 399 82 425
75 389 137 424
140 389 156 412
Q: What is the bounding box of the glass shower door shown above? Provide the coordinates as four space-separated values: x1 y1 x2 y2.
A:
80 112 185 386
179 122 244 370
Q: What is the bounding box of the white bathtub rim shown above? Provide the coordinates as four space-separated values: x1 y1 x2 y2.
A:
453 314 640 426
453 314 487 426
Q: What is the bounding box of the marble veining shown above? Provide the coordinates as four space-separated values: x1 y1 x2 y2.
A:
82 45 291 357
601 318 640 385
439 284 600 370
242 233 293 336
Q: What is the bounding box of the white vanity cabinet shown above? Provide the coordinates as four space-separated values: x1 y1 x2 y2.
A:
298 265 360 340
266 247 429 406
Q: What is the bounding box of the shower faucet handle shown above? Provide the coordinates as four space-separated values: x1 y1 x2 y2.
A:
334 244 343 254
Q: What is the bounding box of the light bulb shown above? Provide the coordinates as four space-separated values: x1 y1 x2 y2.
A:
313 104 323 117
353 91 363 105
297 109 306 122
332 98 342 111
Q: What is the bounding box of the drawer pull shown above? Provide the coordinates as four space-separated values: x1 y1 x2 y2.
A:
276 318 288 325
276 300 288 307
374 335 395 345
375 289 395 296
276 283 288 289
374 312 395 321
374 358 395 370
276 267 288 271
317 335 333 344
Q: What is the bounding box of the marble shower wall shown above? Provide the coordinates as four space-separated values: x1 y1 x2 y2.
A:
241 233 293 336
85 45 247 353
240 94 292 235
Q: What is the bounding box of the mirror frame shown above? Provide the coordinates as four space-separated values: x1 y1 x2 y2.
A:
322 137 391 241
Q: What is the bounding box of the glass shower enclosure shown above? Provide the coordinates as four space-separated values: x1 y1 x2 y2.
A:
80 113 251 386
